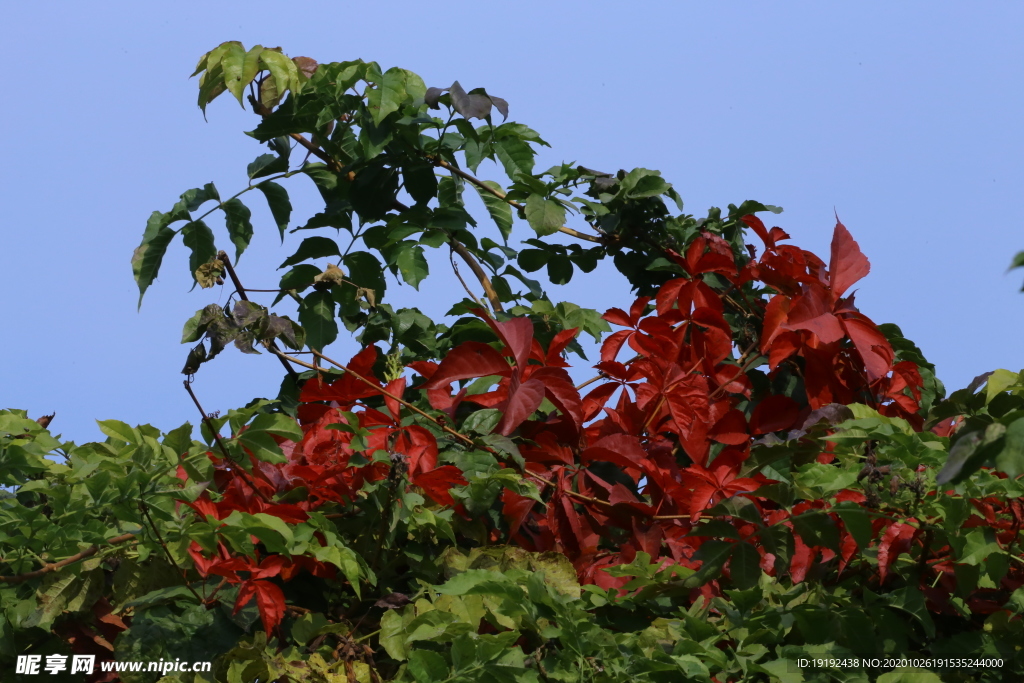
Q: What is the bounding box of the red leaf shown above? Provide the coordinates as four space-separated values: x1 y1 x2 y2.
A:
531 366 584 432
502 488 537 537
829 216 871 299
423 341 511 388
840 315 894 381
789 534 815 584
496 377 546 435
740 214 773 248
600 329 634 363
602 307 634 328
545 328 578 367
877 520 917 583
253 580 286 635
580 434 649 471
582 382 619 422
383 377 406 420
395 425 438 476
749 395 800 435
299 346 381 404
411 465 468 507
709 409 749 445
471 309 535 371
782 286 844 343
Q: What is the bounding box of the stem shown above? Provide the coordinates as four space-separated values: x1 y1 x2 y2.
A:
182 379 273 504
431 157 601 243
450 239 503 312
217 250 297 379
449 248 487 309
0 533 138 584
139 494 205 604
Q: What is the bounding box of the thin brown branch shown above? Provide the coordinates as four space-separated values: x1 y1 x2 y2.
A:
449 239 504 312
0 533 137 584
183 380 273 504
139 498 204 604
432 157 601 243
449 248 486 309
217 250 297 379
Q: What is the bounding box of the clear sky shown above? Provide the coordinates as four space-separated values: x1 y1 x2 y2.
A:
3 2 1023 444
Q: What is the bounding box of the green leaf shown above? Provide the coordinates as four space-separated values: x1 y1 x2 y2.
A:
222 43 263 105
729 542 761 590
379 609 408 660
996 416 1024 478
280 236 341 268
546 255 573 285
791 511 840 552
257 181 292 241
181 220 217 284
834 502 873 549
97 420 139 444
395 243 429 289
524 195 565 236
222 199 254 261
247 153 288 179
473 181 514 241
462 409 502 435
494 137 535 179
132 211 176 306
259 50 301 101
368 67 423 125
299 290 337 350
408 650 449 683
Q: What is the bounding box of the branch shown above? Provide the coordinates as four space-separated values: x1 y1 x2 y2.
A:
0 533 137 584
431 157 601 243
183 379 273 504
449 239 504 312
139 496 204 604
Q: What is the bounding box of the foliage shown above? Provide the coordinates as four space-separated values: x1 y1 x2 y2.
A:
4 42 1024 682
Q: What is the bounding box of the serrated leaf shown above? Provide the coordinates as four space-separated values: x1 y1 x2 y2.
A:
280 236 341 268
247 153 288 179
729 542 762 590
494 137 535 179
256 181 292 241
133 212 176 306
222 43 263 105
97 420 139 444
222 198 253 260
181 220 217 284
524 195 565 237
260 50 300 101
395 243 429 289
473 181 513 241
299 290 337 350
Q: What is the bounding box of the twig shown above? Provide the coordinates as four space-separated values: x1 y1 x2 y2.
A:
449 239 503 312
431 157 601 243
0 533 138 584
450 248 487 309
139 495 205 604
182 379 273 504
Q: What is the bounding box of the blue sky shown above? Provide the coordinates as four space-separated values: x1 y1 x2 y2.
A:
3 2 1023 443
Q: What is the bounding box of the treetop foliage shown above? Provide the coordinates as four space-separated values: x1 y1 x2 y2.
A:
3 41 1023 682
